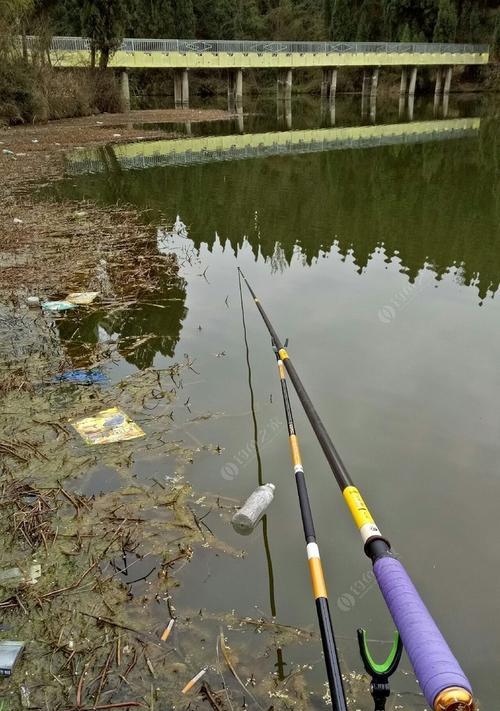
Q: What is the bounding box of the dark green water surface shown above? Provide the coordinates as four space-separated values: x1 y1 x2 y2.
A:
48 93 500 709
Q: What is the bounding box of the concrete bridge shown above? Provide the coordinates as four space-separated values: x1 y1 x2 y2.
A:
65 118 480 175
28 36 489 111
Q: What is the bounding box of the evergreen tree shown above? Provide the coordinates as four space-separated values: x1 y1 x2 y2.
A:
51 0 81 35
134 0 176 37
81 0 132 69
493 10 500 58
324 0 332 34
194 0 233 39
356 0 381 41
233 0 264 40
173 0 196 38
433 0 457 43
330 0 353 41
468 2 481 43
400 21 411 41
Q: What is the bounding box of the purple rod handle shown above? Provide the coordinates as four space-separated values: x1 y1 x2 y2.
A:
374 556 472 708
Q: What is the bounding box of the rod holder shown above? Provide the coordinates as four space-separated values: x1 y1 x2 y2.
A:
357 628 403 711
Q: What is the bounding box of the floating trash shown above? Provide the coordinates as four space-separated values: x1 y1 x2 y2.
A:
66 291 99 305
0 564 41 586
161 618 175 642
72 407 145 445
181 667 208 694
42 300 77 312
0 641 25 677
232 483 275 534
52 369 108 386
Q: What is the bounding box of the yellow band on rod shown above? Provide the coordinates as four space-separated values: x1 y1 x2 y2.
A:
308 557 328 599
289 434 302 468
343 486 376 529
279 348 289 360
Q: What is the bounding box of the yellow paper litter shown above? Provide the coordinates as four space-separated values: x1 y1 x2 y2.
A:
66 291 100 305
72 407 145 445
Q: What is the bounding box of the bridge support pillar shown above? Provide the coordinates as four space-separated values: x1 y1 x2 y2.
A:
228 69 243 110
174 69 189 108
408 66 418 96
120 71 130 112
399 67 408 95
321 68 338 101
434 67 443 97
277 68 292 101
181 69 189 108
433 67 443 115
361 70 370 96
369 68 379 124
174 70 182 108
361 70 370 119
443 66 453 94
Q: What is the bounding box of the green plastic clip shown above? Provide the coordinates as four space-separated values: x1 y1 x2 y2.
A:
357 628 403 711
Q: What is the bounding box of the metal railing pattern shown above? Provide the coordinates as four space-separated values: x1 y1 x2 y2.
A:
66 125 479 176
26 36 489 55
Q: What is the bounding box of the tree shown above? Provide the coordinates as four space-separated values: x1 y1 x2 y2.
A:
81 0 131 70
433 0 457 43
233 0 265 40
356 0 382 41
193 0 233 39
329 0 353 41
173 0 196 37
400 21 412 41
0 0 33 57
134 0 176 38
493 10 500 58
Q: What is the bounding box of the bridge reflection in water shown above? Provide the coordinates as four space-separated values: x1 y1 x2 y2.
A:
58 112 500 301
66 117 480 175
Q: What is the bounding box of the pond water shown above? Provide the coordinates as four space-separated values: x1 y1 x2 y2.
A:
47 93 500 709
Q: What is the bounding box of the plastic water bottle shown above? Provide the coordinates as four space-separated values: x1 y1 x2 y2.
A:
232 483 276 534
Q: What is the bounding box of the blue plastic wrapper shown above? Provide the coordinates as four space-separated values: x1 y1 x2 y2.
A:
52 369 108 386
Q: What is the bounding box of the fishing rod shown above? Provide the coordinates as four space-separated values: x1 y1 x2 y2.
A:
237 267 475 711
238 270 347 711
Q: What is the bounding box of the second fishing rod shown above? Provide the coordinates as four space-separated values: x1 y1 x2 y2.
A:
273 339 347 711
238 268 347 710
238 267 475 711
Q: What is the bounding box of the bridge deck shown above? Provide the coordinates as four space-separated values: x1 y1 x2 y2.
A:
32 37 490 69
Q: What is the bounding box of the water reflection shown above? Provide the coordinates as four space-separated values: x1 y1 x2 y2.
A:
43 99 500 708
58 247 188 369
56 111 500 301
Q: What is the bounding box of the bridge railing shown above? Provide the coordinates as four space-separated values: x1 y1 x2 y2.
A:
25 36 489 55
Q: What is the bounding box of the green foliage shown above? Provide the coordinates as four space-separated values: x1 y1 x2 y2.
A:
134 0 176 37
173 0 196 37
493 11 500 58
356 0 382 41
433 0 457 43
81 0 132 69
194 0 233 39
233 0 265 39
329 0 353 41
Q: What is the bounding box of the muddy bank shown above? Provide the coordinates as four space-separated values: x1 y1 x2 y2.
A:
0 108 235 198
